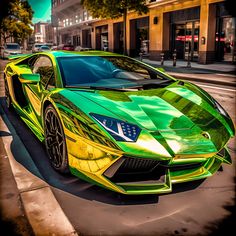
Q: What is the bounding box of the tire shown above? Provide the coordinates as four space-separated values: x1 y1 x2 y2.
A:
44 105 69 173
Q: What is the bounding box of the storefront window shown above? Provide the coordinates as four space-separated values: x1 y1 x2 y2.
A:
130 17 149 57
173 21 199 61
221 17 235 61
96 25 108 51
215 2 235 63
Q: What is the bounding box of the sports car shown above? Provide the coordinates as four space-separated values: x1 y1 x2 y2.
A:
4 51 235 195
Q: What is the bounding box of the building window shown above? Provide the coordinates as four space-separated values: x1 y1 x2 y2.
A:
88 12 93 20
83 11 87 21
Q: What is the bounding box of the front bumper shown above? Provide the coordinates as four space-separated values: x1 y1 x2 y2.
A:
103 148 231 194
68 135 232 194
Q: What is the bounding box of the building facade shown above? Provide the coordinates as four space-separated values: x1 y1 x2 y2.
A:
45 23 55 44
51 0 235 64
34 22 49 43
52 0 98 48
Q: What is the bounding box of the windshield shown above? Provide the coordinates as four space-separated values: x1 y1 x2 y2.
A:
6 44 20 50
58 56 171 89
35 44 44 48
41 46 50 49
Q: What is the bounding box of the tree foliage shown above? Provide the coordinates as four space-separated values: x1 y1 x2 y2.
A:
0 0 12 23
81 0 148 19
0 0 33 44
81 0 148 54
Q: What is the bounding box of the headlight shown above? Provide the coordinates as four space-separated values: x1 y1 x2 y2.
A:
214 100 229 117
91 113 141 142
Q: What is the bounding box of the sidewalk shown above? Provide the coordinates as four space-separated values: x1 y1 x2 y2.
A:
0 135 34 236
0 103 78 236
141 58 236 87
0 70 77 235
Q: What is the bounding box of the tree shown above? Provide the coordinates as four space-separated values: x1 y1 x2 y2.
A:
0 0 14 44
0 0 33 45
81 0 148 55
0 0 13 23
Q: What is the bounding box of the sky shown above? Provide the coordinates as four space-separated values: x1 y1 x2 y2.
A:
28 0 51 24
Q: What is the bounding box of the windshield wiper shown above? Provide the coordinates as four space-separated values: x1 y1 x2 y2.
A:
65 80 173 91
65 85 133 91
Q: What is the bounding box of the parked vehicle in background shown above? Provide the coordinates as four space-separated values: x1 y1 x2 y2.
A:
57 44 74 51
45 43 53 49
51 46 58 51
32 43 45 53
74 46 92 51
1 43 22 59
38 45 50 52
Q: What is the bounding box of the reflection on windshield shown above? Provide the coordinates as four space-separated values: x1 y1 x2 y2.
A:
58 56 170 89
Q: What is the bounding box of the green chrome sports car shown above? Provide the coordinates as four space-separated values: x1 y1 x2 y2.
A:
4 51 235 194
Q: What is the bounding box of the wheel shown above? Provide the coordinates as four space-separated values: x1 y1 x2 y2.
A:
4 78 12 109
44 105 69 173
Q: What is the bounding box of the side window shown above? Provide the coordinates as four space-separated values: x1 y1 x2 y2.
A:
16 55 37 68
32 56 55 89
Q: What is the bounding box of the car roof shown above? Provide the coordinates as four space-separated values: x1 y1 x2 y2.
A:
34 43 45 46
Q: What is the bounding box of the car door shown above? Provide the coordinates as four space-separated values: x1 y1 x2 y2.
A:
24 56 55 121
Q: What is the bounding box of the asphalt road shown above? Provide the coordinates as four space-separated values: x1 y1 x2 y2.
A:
0 59 235 236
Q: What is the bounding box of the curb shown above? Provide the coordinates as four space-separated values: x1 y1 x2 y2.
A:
144 61 236 87
168 72 236 87
0 110 78 236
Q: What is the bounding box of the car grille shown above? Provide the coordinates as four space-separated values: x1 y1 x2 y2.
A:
105 156 166 183
104 156 204 184
118 157 161 174
160 162 203 171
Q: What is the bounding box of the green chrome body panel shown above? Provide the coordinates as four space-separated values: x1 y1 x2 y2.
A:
4 51 235 194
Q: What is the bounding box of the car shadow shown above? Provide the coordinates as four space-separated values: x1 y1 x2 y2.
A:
0 97 206 206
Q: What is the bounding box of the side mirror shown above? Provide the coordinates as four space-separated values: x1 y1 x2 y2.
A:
157 67 166 73
19 73 40 84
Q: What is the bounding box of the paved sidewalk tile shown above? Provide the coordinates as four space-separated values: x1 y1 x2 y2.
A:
0 137 34 236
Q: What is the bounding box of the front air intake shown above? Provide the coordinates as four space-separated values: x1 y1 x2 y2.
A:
104 156 166 183
118 157 160 174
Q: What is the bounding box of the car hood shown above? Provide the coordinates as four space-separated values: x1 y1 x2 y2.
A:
64 83 232 153
5 49 21 53
73 85 218 131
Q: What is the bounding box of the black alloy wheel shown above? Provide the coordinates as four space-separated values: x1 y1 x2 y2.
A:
44 105 69 173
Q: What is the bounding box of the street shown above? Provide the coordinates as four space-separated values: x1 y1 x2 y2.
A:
0 58 235 236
